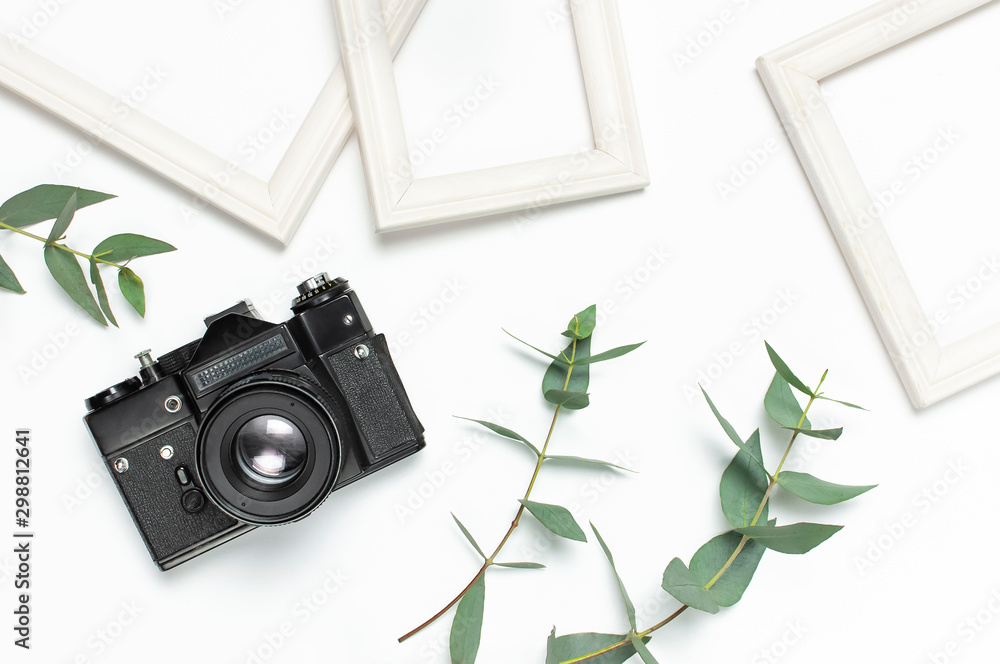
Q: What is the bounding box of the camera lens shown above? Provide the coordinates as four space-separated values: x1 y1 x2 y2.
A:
196 372 343 526
235 415 307 485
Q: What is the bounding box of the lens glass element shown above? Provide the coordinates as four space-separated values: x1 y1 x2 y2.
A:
235 415 308 484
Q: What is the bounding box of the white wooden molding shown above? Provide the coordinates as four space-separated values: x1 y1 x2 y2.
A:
757 0 998 407
333 0 649 232
0 0 429 244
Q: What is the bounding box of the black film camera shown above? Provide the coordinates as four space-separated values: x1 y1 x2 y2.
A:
84 274 425 570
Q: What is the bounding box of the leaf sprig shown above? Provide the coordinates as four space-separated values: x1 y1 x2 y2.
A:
546 342 874 663
398 305 644 662
0 185 176 326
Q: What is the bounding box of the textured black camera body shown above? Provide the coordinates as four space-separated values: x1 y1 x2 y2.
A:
84 275 424 570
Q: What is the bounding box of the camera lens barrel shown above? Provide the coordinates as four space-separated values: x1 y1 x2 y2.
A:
195 371 342 526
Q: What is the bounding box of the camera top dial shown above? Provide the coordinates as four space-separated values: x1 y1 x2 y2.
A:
291 273 351 313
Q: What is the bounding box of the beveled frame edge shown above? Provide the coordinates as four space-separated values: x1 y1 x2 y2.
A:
0 0 428 244
757 0 1000 408
333 0 650 233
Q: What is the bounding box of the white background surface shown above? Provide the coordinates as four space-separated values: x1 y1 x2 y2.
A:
0 1 998 663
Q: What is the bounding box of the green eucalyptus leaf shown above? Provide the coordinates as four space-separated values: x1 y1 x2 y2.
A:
689 527 770 608
701 387 767 472
450 574 486 664
43 246 106 325
764 373 810 429
544 390 591 410
573 342 646 366
452 514 486 559
546 629 645 664
118 267 145 317
545 455 636 473
661 558 720 614
784 426 843 441
89 261 118 328
456 417 540 456
519 500 587 542
630 635 659 664
591 524 637 630
503 329 559 361
0 253 25 293
493 562 545 569
543 336 592 396
817 395 868 410
562 305 597 340
736 522 843 554
775 471 876 505
45 190 77 245
701 385 742 448
765 342 812 396
92 233 176 262
0 185 115 229
720 429 768 529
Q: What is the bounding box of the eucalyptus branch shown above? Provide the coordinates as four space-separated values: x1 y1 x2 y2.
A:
1 220 129 268
397 306 644 664
399 402 565 642
547 344 873 664
560 378 826 663
0 184 176 326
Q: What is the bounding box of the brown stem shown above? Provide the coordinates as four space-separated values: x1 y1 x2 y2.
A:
399 338 580 643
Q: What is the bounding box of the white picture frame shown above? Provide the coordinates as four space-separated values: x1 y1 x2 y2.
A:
332 0 649 232
757 0 998 408
0 0 428 244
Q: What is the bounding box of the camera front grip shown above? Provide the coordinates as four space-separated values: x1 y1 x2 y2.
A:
325 334 424 463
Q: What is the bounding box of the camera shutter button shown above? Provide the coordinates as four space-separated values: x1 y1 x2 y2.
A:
182 489 206 513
